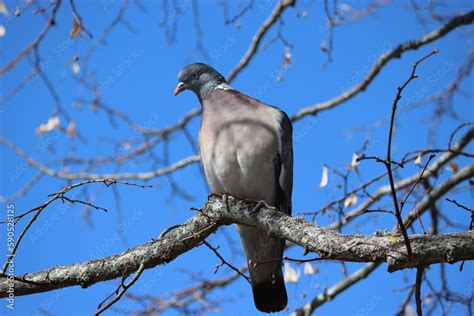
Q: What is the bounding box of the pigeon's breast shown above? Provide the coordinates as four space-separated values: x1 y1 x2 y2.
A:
199 108 281 205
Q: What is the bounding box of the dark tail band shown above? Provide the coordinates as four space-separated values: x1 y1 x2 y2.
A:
252 277 288 313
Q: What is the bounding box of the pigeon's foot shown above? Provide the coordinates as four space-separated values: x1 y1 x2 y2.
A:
250 200 271 213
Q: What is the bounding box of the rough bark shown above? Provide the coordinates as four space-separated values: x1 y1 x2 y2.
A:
1 163 472 298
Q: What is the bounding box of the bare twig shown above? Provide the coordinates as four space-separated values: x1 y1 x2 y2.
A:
191 0 210 61
0 135 200 180
321 0 335 64
396 285 416 316
158 224 182 239
292 163 474 315
415 266 425 316
226 0 296 82
381 50 438 257
0 179 151 275
0 172 44 203
329 129 473 229
224 0 254 24
445 198 474 213
202 240 250 283
291 11 474 122
254 255 326 268
400 155 436 212
125 268 245 314
0 0 62 76
448 123 474 157
292 263 381 316
445 198 473 230
94 264 146 315
69 0 93 38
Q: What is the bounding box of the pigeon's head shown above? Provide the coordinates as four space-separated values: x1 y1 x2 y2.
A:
174 63 226 97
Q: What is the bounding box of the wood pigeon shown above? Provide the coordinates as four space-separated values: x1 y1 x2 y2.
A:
174 63 293 313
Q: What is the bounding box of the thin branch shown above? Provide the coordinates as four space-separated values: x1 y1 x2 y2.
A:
396 285 416 316
445 198 474 213
292 163 474 315
291 263 381 316
0 135 200 180
291 10 474 122
125 268 244 314
94 264 146 315
329 128 473 229
448 123 474 157
80 0 130 81
0 179 151 275
382 49 439 257
446 198 473 230
0 172 44 203
69 0 93 38
415 266 425 316
202 240 250 283
225 0 254 25
339 50 438 258
321 0 335 64
191 0 210 61
254 255 326 268
226 0 296 82
400 155 436 212
0 0 62 76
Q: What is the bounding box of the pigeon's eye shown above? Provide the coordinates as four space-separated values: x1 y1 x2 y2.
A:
192 72 198 79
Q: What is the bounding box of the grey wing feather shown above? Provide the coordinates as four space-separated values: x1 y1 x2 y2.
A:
277 110 293 215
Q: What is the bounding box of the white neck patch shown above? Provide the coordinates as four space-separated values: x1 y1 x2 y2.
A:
215 83 233 91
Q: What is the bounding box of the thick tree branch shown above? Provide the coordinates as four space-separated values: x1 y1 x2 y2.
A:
1 163 472 298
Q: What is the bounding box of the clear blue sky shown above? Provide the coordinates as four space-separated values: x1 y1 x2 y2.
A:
1 1 473 315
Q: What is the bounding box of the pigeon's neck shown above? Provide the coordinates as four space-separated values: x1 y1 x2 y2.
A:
199 80 231 99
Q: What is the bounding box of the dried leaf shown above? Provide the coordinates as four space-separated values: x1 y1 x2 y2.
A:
348 153 359 173
70 14 83 38
284 47 292 65
66 121 77 138
303 262 319 275
425 293 432 305
0 1 9 16
35 116 60 135
0 24 5 37
414 154 421 165
319 165 328 188
405 304 415 316
71 62 80 74
449 160 459 173
284 262 300 283
343 194 357 208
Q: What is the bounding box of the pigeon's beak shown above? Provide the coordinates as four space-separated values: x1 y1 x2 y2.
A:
173 82 186 96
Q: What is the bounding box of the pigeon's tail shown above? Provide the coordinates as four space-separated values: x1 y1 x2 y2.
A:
252 274 288 313
236 225 288 312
